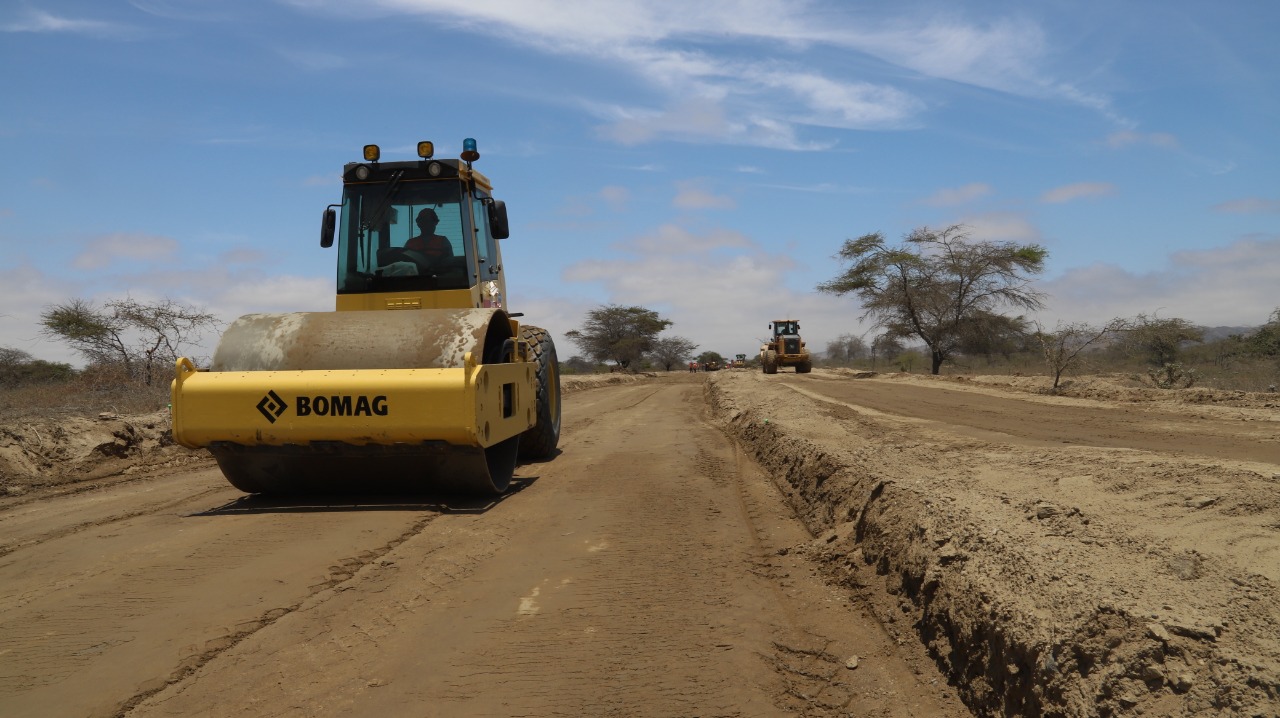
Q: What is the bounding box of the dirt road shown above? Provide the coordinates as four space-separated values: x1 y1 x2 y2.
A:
3 369 1277 716
0 375 968 718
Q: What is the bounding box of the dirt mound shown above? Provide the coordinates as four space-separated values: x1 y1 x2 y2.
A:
561 372 654 393
853 370 1280 410
706 371 1280 717
0 411 208 500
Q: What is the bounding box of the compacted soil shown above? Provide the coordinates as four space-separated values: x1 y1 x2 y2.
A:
0 369 1276 717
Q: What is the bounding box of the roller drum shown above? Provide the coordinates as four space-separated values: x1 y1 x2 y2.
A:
201 308 522 495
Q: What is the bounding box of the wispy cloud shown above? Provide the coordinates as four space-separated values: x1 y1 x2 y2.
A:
290 1 1113 147
672 180 735 210
599 186 630 212
2 9 140 39
920 182 991 207
1040 182 1115 204
1212 197 1280 214
74 233 178 270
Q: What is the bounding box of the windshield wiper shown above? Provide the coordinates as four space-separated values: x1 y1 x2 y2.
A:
360 170 405 234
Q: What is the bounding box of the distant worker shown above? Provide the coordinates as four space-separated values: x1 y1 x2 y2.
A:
406 208 454 259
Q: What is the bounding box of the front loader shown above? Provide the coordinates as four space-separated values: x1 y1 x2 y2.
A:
171 139 560 495
760 319 812 374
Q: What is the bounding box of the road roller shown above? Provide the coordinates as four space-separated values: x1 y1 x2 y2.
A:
171 138 560 494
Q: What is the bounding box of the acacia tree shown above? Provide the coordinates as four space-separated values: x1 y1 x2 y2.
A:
564 304 672 370
1035 318 1129 390
649 336 699 371
40 297 220 386
824 334 866 365
817 225 1047 374
1119 313 1204 366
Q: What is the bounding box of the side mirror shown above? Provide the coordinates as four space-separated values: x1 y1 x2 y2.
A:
488 199 510 240
320 207 336 248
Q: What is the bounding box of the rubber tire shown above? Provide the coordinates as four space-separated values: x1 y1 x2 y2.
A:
796 355 812 373
518 325 561 460
763 350 778 375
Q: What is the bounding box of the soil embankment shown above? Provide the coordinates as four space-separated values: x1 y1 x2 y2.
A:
706 369 1280 717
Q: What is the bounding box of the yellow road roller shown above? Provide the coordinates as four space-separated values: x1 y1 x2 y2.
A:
171 138 560 494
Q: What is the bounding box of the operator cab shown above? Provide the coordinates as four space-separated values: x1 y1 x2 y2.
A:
324 140 509 299
772 320 800 337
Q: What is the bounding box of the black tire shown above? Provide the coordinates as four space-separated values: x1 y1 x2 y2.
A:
796 355 812 373
518 325 561 460
763 350 778 375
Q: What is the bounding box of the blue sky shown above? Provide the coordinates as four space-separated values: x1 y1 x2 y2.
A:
2 0 1277 367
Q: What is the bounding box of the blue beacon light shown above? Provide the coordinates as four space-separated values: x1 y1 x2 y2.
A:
461 138 480 163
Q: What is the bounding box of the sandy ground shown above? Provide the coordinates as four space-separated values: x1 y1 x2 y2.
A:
707 369 1279 717
1 369 1276 717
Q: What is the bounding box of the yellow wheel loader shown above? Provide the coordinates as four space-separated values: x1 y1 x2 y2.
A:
760 319 811 374
171 139 560 495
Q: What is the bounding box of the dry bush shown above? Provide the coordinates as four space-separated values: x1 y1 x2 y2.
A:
0 364 169 421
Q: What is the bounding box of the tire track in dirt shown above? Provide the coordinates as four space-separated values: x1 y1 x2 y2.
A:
0 484 227 560
105 514 439 718
0 479 449 718
429 383 771 716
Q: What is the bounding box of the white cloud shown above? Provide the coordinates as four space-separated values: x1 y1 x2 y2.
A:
956 213 1042 243
609 224 752 255
593 97 734 147
672 180 735 210
921 182 992 207
0 239 335 365
0 264 84 364
1212 197 1280 214
1040 235 1280 328
746 67 924 129
1040 182 1116 204
301 1 1105 148
74 233 179 270
556 219 873 360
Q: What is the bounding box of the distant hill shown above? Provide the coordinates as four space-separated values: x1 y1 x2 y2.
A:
1199 325 1259 342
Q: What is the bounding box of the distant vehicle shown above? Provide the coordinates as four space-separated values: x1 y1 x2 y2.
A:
760 319 812 374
